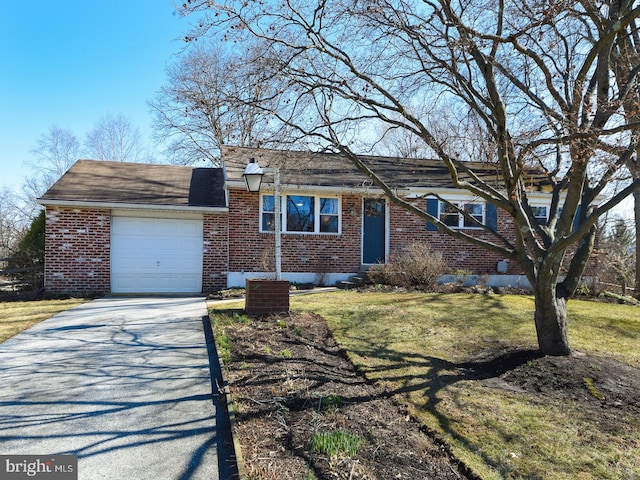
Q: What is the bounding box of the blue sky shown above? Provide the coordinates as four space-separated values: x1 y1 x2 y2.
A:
0 1 192 190
0 2 633 221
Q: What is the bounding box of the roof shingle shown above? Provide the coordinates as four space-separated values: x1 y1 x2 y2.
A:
39 160 226 208
222 146 549 190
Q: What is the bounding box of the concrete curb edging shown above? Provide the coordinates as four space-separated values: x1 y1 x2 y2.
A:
207 313 246 480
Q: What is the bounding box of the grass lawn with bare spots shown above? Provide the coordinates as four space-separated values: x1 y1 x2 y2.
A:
286 291 640 480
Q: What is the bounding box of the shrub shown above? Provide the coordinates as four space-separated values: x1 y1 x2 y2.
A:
6 211 45 290
367 243 446 290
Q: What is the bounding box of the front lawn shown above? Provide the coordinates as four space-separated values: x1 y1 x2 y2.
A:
291 291 640 480
0 299 85 343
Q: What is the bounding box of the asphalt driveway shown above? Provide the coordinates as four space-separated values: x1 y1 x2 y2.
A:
0 296 237 479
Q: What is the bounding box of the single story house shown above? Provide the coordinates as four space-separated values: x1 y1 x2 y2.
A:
38 146 555 295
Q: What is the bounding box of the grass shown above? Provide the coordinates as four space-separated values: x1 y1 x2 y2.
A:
209 310 251 364
313 430 362 458
0 298 85 344
287 291 640 480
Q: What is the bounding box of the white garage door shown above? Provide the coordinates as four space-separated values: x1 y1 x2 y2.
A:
111 216 203 293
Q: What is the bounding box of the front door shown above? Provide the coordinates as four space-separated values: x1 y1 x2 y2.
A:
363 198 386 264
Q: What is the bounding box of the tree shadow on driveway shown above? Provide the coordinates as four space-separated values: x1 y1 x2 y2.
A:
0 298 239 480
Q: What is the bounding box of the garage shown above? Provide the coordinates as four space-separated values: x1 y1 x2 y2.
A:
111 215 203 294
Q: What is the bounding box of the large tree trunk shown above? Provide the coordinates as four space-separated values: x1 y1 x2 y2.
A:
533 281 571 356
635 188 640 299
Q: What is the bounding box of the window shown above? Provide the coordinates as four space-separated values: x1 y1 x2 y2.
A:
439 203 460 227
262 195 276 232
287 195 314 232
320 198 339 233
531 206 548 225
463 203 483 227
261 194 340 234
438 201 484 229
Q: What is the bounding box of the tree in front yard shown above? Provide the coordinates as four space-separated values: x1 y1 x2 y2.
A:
178 1 640 355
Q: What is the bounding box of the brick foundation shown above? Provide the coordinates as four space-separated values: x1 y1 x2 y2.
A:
245 279 290 314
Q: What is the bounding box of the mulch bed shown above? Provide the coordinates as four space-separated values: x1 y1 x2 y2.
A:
222 310 474 480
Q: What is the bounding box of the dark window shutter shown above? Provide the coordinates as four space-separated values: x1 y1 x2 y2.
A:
573 204 581 232
486 203 498 232
426 198 439 231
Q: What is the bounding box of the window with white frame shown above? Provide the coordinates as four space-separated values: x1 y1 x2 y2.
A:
531 205 548 225
439 201 484 228
319 197 339 233
261 195 277 232
261 194 340 234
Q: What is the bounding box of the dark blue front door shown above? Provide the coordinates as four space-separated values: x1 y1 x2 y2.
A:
363 198 386 264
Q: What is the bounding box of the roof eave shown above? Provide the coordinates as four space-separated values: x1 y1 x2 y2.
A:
225 179 386 195
38 199 229 214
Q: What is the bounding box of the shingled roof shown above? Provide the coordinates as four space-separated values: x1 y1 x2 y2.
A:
222 146 550 191
39 149 550 209
39 160 226 208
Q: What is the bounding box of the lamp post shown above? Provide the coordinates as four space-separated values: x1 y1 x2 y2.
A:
242 158 282 280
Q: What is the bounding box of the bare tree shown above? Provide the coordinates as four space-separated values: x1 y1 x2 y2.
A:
0 187 27 258
25 126 81 201
20 126 82 221
85 113 153 163
179 0 640 356
22 117 152 220
599 217 636 295
150 40 293 165
598 0 640 297
374 123 431 158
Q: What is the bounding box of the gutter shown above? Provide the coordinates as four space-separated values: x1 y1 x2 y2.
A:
37 199 229 214
225 179 385 195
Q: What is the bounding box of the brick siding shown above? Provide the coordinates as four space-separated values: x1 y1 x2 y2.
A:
45 207 231 295
245 279 290 314
388 203 520 275
228 190 362 277
203 213 229 291
45 192 575 295
227 190 522 278
45 206 111 295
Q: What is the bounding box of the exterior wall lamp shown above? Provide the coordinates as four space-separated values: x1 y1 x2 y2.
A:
242 158 282 280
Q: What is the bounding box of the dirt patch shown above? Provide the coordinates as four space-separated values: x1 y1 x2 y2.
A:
222 311 473 480
498 351 640 432
220 310 640 479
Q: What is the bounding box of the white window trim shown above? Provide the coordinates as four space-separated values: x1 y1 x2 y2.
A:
260 193 342 235
530 204 549 225
439 200 485 230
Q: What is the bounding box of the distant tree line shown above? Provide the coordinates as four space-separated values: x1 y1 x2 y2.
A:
0 113 153 292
